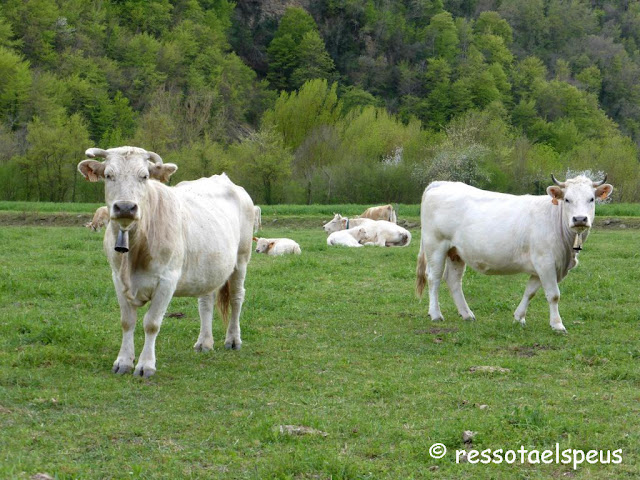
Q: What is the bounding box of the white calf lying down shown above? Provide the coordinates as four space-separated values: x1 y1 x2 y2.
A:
323 213 374 234
326 226 368 247
254 237 301 255
85 206 110 232
360 220 411 247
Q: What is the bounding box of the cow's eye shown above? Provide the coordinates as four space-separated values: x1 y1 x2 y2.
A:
564 198 570 203
589 197 595 202
141 174 149 181
105 174 114 181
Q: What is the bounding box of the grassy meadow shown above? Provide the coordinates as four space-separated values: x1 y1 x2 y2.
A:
0 206 639 479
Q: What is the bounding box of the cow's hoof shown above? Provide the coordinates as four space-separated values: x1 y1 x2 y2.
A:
133 365 156 377
430 316 444 322
194 340 213 352
552 325 567 334
224 339 242 350
112 360 134 374
463 314 476 322
514 317 526 326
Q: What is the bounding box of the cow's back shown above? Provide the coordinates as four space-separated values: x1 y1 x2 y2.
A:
173 174 254 295
421 182 552 275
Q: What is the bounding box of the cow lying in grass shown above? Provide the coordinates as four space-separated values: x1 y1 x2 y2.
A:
327 226 368 247
324 214 411 247
254 237 301 255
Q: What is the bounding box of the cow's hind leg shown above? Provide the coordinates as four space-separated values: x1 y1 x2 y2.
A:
514 275 541 326
224 261 247 350
426 244 448 321
444 254 475 321
194 293 215 352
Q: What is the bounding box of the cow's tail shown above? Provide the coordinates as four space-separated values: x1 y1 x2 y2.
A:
416 244 427 300
216 280 231 327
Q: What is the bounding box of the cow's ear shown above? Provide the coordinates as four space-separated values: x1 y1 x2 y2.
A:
268 241 275 250
547 186 563 205
149 163 178 183
341 218 347 228
252 237 258 242
595 183 613 201
78 160 105 182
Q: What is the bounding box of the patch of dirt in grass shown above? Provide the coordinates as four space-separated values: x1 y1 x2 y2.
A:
508 343 553 357
414 327 459 335
0 211 93 227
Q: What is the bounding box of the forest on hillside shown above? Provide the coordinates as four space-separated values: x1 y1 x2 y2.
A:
1 0 639 204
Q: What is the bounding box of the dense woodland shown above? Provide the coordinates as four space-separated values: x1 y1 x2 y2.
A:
1 0 639 204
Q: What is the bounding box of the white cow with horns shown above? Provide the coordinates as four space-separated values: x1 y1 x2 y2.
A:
416 174 613 333
78 146 254 377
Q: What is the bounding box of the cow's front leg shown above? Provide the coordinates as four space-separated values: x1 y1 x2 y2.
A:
514 275 541 326
538 268 566 333
134 282 176 377
113 280 137 374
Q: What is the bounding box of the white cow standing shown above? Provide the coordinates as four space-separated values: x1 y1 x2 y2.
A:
78 146 254 377
416 175 613 333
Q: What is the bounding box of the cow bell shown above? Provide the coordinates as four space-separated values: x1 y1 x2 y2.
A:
573 233 583 252
115 229 129 253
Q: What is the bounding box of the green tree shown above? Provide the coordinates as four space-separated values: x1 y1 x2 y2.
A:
263 79 342 150
0 46 31 128
230 128 293 204
422 12 459 60
22 113 90 201
267 7 320 91
290 31 336 89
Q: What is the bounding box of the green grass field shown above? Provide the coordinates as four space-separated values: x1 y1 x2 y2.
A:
0 209 638 479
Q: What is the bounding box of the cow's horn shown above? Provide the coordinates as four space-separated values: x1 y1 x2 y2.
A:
551 174 566 187
85 148 108 158
147 151 163 165
592 174 607 187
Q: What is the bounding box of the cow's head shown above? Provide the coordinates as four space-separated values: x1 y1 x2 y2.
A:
323 213 347 233
254 237 272 254
78 146 178 231
547 174 613 232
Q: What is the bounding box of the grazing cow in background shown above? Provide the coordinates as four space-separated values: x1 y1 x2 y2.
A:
78 146 254 377
326 226 368 247
323 213 374 234
254 237 301 255
360 220 411 247
361 204 397 223
416 175 613 333
254 206 262 233
85 206 110 232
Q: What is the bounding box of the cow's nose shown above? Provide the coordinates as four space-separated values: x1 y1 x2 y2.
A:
113 201 138 219
572 216 588 225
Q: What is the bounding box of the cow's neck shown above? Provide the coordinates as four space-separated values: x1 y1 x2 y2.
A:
555 201 584 274
113 182 181 303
